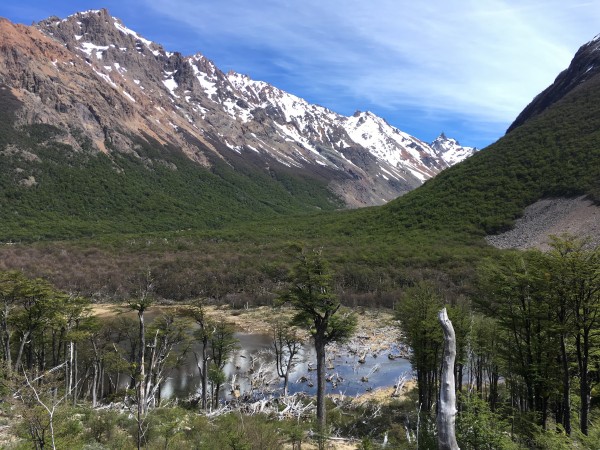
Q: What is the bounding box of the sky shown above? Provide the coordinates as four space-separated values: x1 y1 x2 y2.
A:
2 1 600 149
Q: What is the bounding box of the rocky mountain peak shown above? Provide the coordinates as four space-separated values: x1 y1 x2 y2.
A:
430 133 476 166
37 9 167 61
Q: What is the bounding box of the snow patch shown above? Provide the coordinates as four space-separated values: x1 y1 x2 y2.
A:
162 77 180 98
189 60 218 97
113 20 154 48
92 69 117 88
67 10 101 21
79 42 109 59
122 90 136 103
114 63 127 74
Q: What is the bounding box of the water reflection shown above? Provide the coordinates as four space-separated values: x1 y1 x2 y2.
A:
161 332 411 401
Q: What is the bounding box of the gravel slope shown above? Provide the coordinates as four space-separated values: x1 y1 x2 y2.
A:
485 196 600 250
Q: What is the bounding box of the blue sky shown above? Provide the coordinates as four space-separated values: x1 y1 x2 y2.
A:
3 1 600 148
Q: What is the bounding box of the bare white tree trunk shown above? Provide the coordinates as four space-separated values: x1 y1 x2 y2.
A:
437 308 460 450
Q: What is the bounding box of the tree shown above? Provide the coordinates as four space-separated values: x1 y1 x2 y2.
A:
0 272 92 450
476 252 560 429
272 319 303 396
144 313 189 408
395 282 444 413
437 308 459 450
279 246 357 431
8 275 67 374
127 270 155 450
0 271 29 373
546 236 600 435
208 319 238 409
86 316 112 407
456 393 517 450
20 367 68 450
48 293 92 406
468 314 501 410
449 301 470 395
477 238 600 436
179 300 215 410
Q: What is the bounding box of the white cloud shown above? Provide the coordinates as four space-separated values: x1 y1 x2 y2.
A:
139 0 600 143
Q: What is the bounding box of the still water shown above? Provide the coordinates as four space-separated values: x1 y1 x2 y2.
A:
160 332 412 401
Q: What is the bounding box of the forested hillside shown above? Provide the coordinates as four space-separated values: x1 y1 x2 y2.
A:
376 71 600 237
0 91 341 241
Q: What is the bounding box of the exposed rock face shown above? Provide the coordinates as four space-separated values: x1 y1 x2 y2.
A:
485 196 600 250
0 9 474 207
507 34 600 133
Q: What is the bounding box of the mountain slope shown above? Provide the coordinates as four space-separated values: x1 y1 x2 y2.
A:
0 18 341 239
35 9 471 205
507 33 600 133
374 35 600 239
0 10 476 239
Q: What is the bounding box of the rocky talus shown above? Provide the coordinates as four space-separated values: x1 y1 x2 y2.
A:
485 196 600 250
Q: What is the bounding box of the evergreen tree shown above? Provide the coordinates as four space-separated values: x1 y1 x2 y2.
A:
395 282 444 413
279 246 357 431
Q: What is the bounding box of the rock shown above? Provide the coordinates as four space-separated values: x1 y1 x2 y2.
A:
486 196 600 251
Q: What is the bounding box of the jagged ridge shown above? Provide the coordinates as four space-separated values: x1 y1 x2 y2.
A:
0 9 478 240
29 9 474 206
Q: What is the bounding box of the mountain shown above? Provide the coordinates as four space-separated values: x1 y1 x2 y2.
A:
0 9 474 240
507 33 600 133
430 132 476 166
35 9 471 205
374 33 600 241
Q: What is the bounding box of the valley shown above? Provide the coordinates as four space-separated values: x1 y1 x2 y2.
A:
0 7 600 450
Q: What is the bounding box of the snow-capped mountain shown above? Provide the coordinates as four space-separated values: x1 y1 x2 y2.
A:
430 132 477 166
3 9 475 208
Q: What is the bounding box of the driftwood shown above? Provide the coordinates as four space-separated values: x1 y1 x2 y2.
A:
358 351 367 364
204 392 314 421
392 373 408 397
437 308 460 450
279 394 315 419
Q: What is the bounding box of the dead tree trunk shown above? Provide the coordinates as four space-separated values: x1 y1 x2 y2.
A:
437 308 460 450
315 335 327 431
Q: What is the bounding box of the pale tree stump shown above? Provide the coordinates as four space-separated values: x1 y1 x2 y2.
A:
437 307 460 450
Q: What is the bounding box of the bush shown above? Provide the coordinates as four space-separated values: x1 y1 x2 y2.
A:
456 394 519 450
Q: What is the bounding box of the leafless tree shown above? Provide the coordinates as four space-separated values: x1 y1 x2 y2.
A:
272 320 303 396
